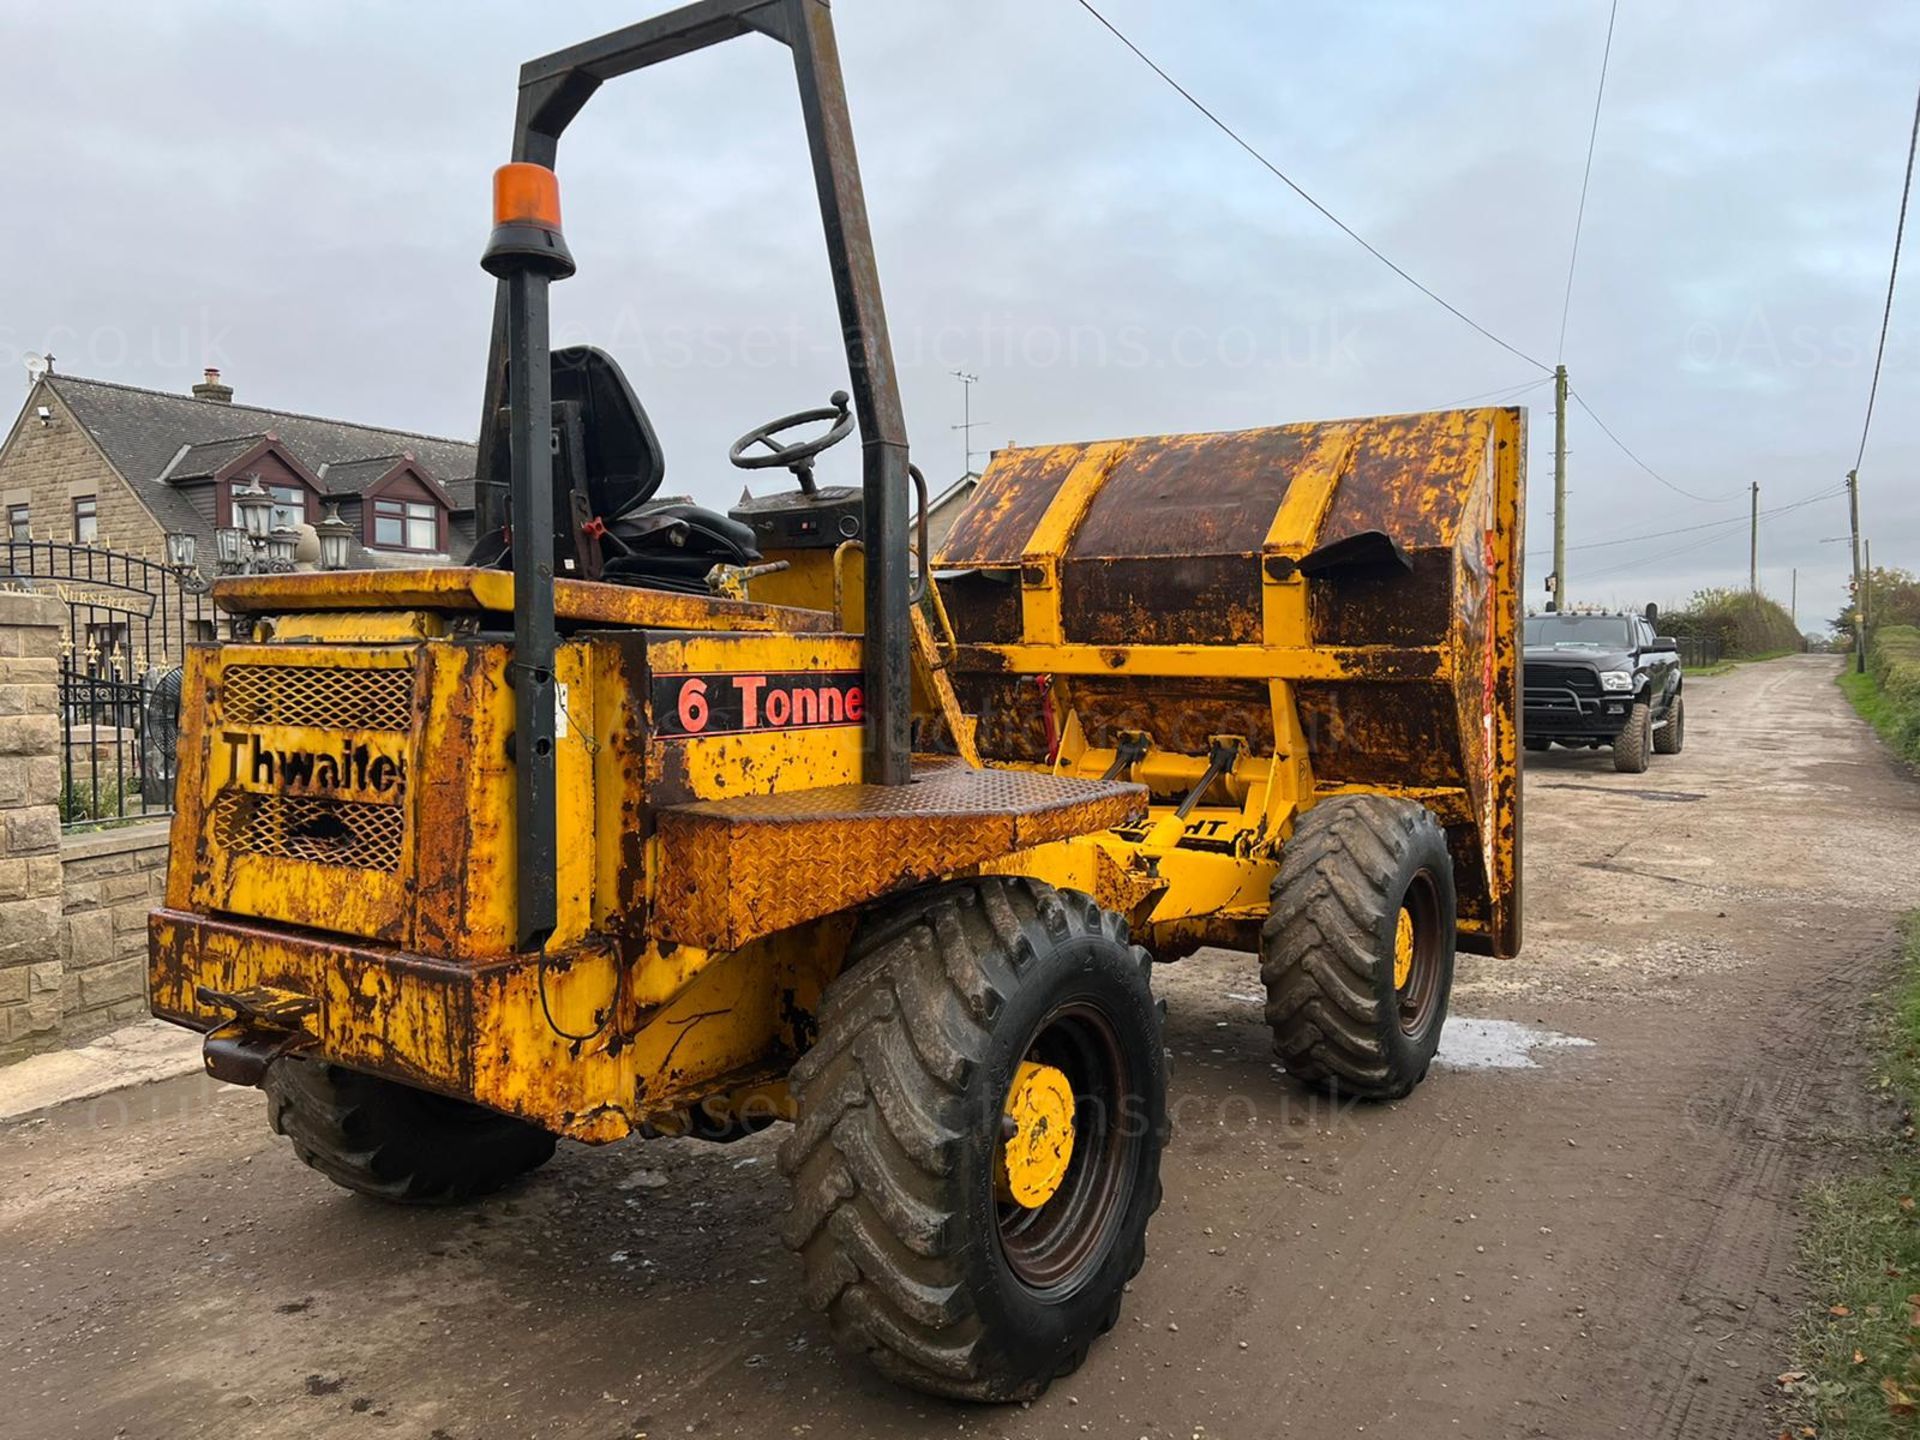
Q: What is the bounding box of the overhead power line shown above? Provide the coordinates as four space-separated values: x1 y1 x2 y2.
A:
1557 0 1619 361
1527 483 1847 560
1443 375 1554 408
1073 0 1552 374
1574 485 1848 582
1855 80 1920 473
1568 388 1746 504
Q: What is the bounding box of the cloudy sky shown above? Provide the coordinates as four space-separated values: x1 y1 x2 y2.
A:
2 0 1914 629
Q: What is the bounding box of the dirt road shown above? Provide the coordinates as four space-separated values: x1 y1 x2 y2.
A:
4 655 1917 1440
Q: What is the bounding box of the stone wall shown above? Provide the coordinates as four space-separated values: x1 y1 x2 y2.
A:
59 823 168 1042
0 591 67 1058
0 589 170 1063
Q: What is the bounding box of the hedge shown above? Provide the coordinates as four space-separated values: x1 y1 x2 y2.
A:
1866 625 1920 766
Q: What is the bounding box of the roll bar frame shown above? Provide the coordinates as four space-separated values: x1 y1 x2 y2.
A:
472 0 914 947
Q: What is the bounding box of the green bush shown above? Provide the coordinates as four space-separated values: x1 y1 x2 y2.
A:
1661 588 1804 658
1864 625 1920 766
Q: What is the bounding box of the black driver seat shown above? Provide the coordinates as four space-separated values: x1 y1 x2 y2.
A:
468 345 761 595
596 501 760 594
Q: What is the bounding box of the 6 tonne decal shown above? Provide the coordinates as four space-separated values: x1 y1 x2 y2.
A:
654 670 864 738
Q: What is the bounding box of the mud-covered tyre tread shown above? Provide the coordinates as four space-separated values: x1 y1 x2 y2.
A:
779 878 1164 1402
263 1058 556 1205
1261 795 1455 1101
1613 700 1652 772
1654 692 1684 754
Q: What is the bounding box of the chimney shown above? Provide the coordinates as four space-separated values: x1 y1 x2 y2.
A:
192 367 233 404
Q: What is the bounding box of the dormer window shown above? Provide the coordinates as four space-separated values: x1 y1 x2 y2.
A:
231 479 307 533
372 496 441 552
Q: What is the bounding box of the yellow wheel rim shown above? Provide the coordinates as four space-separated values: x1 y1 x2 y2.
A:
997 1060 1077 1209
1393 906 1416 991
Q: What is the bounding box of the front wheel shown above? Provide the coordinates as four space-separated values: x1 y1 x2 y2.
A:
1613 700 1652 772
780 878 1168 1402
1262 796 1457 1100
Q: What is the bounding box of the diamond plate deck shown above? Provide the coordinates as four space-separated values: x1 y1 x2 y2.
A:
653 760 1146 950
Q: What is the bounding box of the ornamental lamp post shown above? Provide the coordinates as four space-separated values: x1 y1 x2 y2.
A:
315 503 354 572
232 477 273 540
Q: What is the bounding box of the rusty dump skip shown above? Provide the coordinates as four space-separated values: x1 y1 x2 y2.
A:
933 407 1526 958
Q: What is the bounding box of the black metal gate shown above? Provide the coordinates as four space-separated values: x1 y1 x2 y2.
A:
2 539 211 828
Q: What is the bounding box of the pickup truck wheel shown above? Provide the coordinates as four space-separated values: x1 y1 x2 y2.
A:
1654 693 1685 754
1524 737 1552 753
263 1058 556 1205
1613 701 1652 773
780 878 1167 1402
1261 796 1456 1101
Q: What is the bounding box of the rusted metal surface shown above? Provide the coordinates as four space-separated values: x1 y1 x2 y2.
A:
652 760 1145 951
1317 411 1485 550
151 904 849 1141
213 566 835 634
935 445 1081 568
934 405 1526 960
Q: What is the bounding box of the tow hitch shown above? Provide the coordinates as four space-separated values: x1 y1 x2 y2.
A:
196 985 319 1086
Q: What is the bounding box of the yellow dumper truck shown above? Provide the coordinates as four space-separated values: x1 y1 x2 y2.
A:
147 0 1523 1402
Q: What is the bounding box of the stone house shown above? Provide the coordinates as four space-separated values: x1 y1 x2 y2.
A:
0 365 478 571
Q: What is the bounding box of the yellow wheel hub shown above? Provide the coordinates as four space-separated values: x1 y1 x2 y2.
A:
1393 906 1416 991
997 1060 1076 1209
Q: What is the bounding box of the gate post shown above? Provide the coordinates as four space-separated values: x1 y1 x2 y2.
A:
0 590 67 1061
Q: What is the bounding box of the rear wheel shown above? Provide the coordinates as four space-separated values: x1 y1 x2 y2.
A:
780 878 1167 1402
1654 692 1685 754
1262 796 1456 1100
1524 736 1552 753
1613 700 1652 772
263 1058 556 1204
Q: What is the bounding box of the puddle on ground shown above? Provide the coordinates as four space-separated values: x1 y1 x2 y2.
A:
1436 1017 1595 1071
1221 992 1595 1072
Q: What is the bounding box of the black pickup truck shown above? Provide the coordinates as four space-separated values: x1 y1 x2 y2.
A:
1522 609 1684 773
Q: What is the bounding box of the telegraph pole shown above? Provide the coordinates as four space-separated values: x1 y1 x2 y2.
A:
1791 567 1797 629
1551 364 1568 610
1848 469 1866 673
1748 481 1760 595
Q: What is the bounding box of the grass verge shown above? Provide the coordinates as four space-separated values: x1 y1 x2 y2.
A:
1841 670 1905 750
1789 915 1920 1436
1838 628 1920 770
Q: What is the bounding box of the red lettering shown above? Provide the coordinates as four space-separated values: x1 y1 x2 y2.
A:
819 686 844 723
792 687 819 725
845 686 863 722
733 674 766 728
764 688 790 726
677 677 710 733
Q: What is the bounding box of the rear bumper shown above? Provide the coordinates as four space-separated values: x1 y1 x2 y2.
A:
150 908 629 1141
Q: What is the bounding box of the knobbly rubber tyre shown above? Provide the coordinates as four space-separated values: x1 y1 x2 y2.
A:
263 1058 557 1205
1654 692 1685 754
1261 796 1456 1101
779 878 1167 1402
1613 700 1652 772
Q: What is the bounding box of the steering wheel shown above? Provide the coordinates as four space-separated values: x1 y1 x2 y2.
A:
729 389 855 494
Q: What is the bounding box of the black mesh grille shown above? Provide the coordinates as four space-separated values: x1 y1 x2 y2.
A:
221 665 413 732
